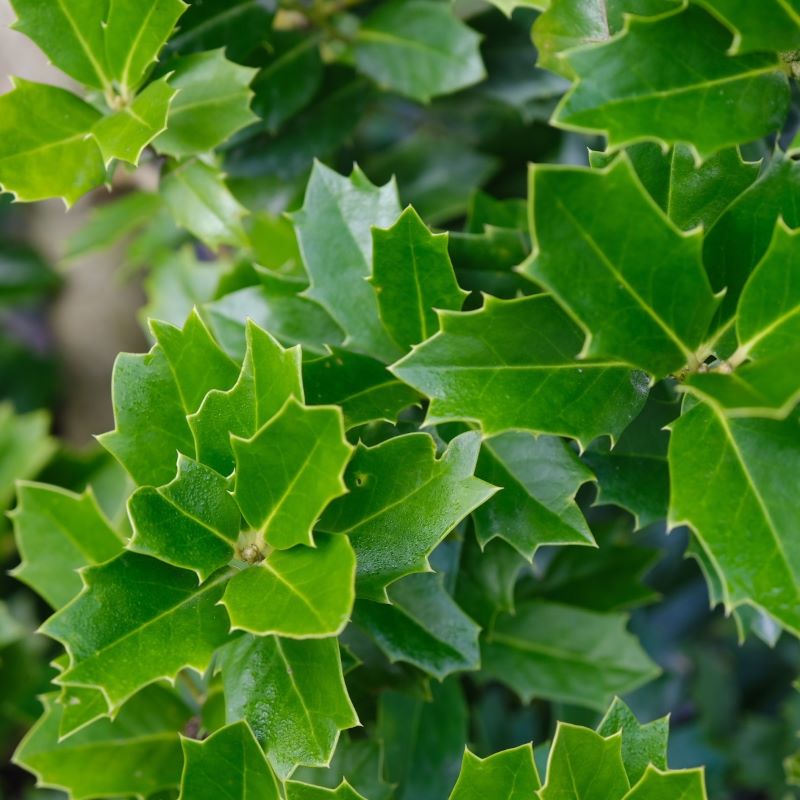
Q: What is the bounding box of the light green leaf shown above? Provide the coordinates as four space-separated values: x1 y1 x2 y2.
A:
552 5 789 160
232 398 351 549
0 79 104 206
320 432 496 602
190 320 304 476
54 656 110 739
480 599 659 710
669 402 800 635
539 723 629 800
597 698 668 784
128 455 240 580
391 295 649 448
14 687 190 800
92 76 175 165
371 206 467 350
449 744 540 799
292 162 403 362
179 721 282 800
10 483 124 609
354 572 480 680
155 49 258 158
43 552 231 709
223 534 355 637
527 157 718 378
354 0 485 103
694 0 800 53
218 634 359 779
286 782 368 800
302 348 419 430
474 432 594 560
485 0 547 14
623 766 706 799
163 160 249 249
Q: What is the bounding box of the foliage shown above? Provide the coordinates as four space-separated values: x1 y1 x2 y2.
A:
1 1 800 799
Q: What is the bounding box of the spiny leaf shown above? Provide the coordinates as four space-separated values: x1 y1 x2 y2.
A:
319 432 496 602
449 744 540 799
371 206 467 350
222 534 356 637
232 398 352 550
43 552 231 709
527 156 718 378
218 634 359 779
391 295 649 448
474 432 595 560
10 483 124 609
128 455 240 580
179 721 282 800
694 0 800 53
623 766 706 799
286 781 368 800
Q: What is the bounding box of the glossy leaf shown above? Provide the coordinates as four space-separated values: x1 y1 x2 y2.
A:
286 782 367 800
392 295 649 448
320 432 496 601
449 744 540 800
694 0 800 53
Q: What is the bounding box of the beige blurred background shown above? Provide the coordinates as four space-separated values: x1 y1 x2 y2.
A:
1 0 147 445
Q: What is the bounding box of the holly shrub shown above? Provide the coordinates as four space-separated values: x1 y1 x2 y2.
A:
1 1 799 798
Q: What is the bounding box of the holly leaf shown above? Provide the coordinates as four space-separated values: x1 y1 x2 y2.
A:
552 5 789 160
92 76 175 165
43 552 231 709
354 0 485 103
14 687 190 800
10 483 124 609
354 572 480 680
179 721 282 800
286 782 368 800
302 348 419 430
319 432 496 602
527 157 718 378
163 160 249 249
0 80 104 206
155 49 258 158
391 295 649 448
223 534 356 637
694 0 800 53
292 161 402 362
623 767 706 799
474 432 594 560
669 402 800 636
218 634 359 779
190 320 304 476
232 398 351 549
449 744 540 799
480 599 659 710
371 206 467 350
128 455 240 580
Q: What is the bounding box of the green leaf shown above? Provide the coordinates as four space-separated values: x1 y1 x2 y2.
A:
527 157 718 378
163 160 249 249
10 483 124 609
552 5 789 160
371 206 467 350
668 402 800 636
223 534 355 637
354 0 485 103
57 682 110 740
485 0 546 14
286 782 368 800
14 687 190 800
379 680 467 800
539 723 629 800
0 80 104 206
480 599 659 710
474 432 594 559
354 572 480 680
694 0 800 53
232 398 351 550
623 766 706 799
597 698 668 784
155 49 257 158
179 721 282 800
43 552 231 709
218 634 359 779
449 744 540 799
320 432 496 602
302 349 419 430
128 455 240 580
391 295 649 448
190 320 304 476
292 162 402 362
